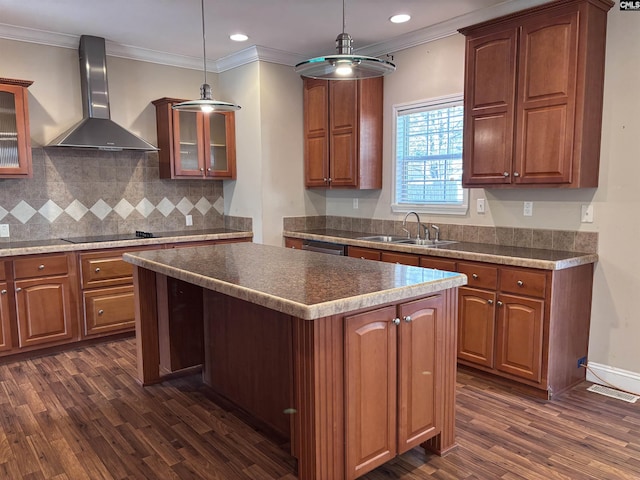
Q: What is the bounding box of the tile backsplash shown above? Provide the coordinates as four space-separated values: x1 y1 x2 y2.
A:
283 215 598 254
0 148 249 242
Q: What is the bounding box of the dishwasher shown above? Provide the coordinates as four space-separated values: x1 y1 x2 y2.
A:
301 240 346 256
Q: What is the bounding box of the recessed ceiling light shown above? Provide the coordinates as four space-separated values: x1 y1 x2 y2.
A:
230 33 248 42
390 14 411 24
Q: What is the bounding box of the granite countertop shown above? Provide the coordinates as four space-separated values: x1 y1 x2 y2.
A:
283 229 598 270
0 228 253 257
123 242 467 320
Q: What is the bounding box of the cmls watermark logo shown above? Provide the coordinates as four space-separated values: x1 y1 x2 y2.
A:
620 1 640 10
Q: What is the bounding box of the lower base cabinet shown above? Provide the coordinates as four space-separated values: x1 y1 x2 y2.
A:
0 282 12 352
83 285 135 337
345 294 443 479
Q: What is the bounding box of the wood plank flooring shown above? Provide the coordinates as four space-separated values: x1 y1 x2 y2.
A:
0 338 638 479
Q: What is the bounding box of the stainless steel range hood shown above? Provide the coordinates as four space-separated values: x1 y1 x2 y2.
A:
48 35 157 152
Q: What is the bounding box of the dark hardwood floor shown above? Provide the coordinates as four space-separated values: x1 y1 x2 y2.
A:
0 338 638 479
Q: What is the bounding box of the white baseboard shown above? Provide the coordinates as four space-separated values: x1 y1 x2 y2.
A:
585 361 640 396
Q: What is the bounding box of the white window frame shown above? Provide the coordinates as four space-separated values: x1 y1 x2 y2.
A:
391 94 468 216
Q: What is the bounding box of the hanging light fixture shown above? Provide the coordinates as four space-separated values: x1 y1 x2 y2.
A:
173 0 241 112
294 0 396 80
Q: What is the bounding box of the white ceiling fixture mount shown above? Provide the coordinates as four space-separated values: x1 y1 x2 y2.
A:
294 0 396 80
173 0 241 113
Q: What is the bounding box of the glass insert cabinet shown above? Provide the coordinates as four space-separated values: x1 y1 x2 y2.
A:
152 97 236 179
0 78 33 178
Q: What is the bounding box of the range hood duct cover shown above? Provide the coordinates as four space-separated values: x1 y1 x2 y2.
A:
48 35 157 152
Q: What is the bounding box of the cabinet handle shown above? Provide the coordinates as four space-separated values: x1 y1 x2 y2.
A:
513 172 520 177
497 300 503 307
15 287 22 293
404 315 412 323
503 172 509 177
487 299 493 305
98 309 104 315
517 280 524 287
0 289 5 295
95 267 101 273
38 264 45 270
392 318 400 325
472 273 478 279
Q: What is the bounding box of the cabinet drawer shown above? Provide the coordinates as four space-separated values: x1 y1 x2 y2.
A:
14 254 68 279
420 257 456 272
381 251 419 266
499 268 547 298
80 253 133 289
457 262 498 290
348 246 381 261
83 285 135 337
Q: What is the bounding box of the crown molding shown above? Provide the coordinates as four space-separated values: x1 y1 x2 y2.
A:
0 0 553 72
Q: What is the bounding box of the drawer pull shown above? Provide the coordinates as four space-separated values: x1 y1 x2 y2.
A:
38 264 45 270
15 287 22 293
98 309 104 315
392 318 400 325
95 267 101 273
497 300 503 307
487 299 493 305
517 280 524 287
0 289 6 295
472 273 478 279
404 315 412 323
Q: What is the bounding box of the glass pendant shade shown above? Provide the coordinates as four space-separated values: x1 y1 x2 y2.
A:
173 0 240 113
294 9 396 80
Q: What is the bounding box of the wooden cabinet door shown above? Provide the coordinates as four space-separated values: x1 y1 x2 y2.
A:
15 275 74 348
514 11 578 185
397 295 442 454
203 111 236 179
462 28 517 186
495 293 544 382
329 80 358 187
0 81 33 178
172 109 207 177
458 287 496 368
0 283 13 352
303 78 330 187
284 237 304 250
345 305 397 478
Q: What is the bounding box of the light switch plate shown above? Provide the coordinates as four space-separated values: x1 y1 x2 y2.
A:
476 198 485 214
581 204 594 223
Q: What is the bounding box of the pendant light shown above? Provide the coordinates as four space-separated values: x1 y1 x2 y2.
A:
173 0 241 112
294 0 396 80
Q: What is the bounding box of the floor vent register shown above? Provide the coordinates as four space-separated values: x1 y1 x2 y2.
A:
587 384 639 403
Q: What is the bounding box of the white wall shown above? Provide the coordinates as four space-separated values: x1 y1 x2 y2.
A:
323 9 640 391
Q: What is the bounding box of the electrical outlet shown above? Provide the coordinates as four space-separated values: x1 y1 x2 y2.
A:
581 204 594 223
185 215 193 226
353 198 359 209
0 224 9 238
577 356 587 368
476 198 485 214
523 201 533 217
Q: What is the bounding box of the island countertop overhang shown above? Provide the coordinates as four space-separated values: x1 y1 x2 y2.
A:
123 242 467 320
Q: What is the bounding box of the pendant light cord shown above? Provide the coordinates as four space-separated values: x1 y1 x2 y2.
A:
201 0 207 85
342 0 346 34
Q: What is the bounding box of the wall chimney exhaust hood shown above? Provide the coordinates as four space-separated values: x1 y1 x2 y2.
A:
48 35 157 152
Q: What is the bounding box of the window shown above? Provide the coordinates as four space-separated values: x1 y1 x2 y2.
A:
392 94 468 215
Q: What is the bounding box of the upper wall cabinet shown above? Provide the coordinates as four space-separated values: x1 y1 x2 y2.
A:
152 98 236 180
459 0 613 188
0 78 33 178
303 77 383 189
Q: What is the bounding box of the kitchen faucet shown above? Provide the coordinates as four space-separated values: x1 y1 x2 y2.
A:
431 224 440 242
402 211 428 240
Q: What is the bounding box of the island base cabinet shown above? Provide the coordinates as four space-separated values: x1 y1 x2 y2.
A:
0 283 12 352
344 294 445 480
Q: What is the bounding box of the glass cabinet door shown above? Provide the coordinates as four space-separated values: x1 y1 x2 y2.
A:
173 110 204 176
0 81 32 178
204 111 236 178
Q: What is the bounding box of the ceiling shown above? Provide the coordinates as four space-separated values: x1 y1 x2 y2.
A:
0 0 550 72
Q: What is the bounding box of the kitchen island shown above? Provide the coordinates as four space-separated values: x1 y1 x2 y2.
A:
123 242 467 480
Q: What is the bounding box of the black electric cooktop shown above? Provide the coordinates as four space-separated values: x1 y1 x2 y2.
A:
61 231 159 244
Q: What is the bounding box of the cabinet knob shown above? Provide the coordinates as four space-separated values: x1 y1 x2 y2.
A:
328 178 332 182
517 280 524 287
360 256 365 260
404 315 412 323
503 172 509 177
497 300 503 307
323 177 328 182
0 289 6 295
95 267 101 273
207 167 212 172
38 264 45 270
98 309 104 315
472 273 478 279
200 168 205 172
15 287 22 293
392 318 400 325
487 299 493 305
513 172 520 177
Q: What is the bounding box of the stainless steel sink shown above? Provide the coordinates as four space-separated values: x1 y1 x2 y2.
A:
394 239 458 247
357 235 409 243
